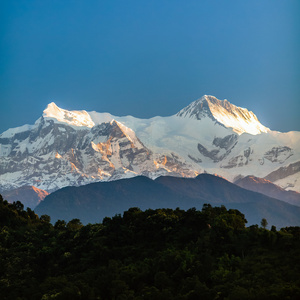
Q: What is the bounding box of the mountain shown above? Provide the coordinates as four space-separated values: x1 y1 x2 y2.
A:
2 186 49 209
35 173 300 228
176 95 269 135
234 175 300 207
1 95 299 197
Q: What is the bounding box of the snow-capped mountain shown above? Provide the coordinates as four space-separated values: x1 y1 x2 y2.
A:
1 95 299 194
176 95 269 135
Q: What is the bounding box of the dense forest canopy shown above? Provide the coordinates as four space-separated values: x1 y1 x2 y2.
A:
0 194 300 299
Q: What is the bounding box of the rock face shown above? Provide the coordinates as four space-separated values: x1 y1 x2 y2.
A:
0 95 300 194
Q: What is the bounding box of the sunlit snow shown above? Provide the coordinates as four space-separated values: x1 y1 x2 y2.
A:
1 95 299 194
43 102 95 128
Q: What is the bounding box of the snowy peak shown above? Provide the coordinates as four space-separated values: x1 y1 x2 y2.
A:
177 95 269 135
105 119 145 151
176 95 215 120
42 96 269 135
1 95 300 196
44 102 61 117
43 102 95 128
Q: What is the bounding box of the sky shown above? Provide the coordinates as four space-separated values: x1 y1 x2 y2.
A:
0 0 299 133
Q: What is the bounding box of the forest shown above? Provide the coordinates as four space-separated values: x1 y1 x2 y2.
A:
0 194 300 300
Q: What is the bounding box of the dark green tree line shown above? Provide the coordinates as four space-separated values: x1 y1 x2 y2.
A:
0 196 299 299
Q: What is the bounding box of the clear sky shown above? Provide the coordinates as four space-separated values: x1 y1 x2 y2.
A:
0 0 299 133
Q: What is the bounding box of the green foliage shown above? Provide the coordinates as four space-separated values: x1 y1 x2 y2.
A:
261 218 268 229
0 194 299 300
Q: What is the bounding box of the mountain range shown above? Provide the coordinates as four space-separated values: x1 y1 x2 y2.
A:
1 95 299 198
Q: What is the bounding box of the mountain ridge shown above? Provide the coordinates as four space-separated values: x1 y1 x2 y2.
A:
235 175 300 207
35 173 300 228
176 95 269 135
1 95 299 195
2 185 49 209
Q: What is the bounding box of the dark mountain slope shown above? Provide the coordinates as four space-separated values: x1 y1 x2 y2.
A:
35 174 300 228
35 176 206 224
2 185 49 209
234 175 300 206
155 174 257 203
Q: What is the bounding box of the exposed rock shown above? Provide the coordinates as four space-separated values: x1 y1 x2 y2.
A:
213 134 238 150
264 146 293 163
2 186 49 209
264 161 300 182
198 143 221 162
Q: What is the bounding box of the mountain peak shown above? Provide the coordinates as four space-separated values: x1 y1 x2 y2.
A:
43 102 61 118
46 101 59 109
176 95 269 135
43 102 95 128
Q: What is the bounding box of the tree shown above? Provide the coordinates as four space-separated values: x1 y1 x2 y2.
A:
13 201 24 211
261 218 268 229
67 218 83 231
40 215 51 223
54 219 67 230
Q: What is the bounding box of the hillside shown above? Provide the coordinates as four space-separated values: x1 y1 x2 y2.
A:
235 175 300 207
2 186 49 209
35 174 300 228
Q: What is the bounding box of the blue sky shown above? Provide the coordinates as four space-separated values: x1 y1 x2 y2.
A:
0 0 299 133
